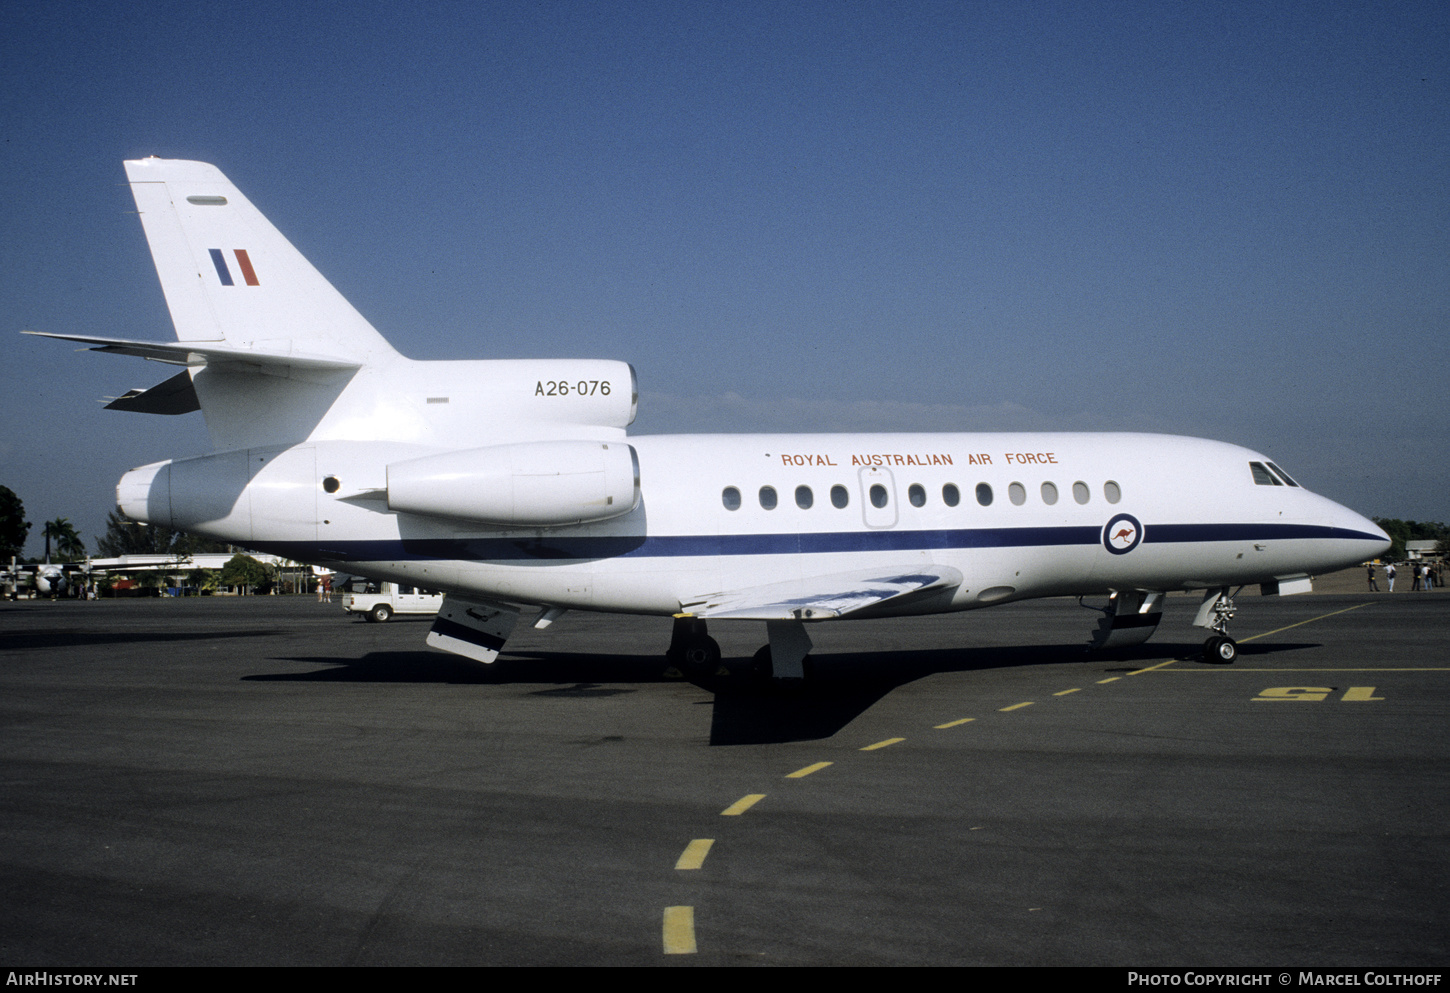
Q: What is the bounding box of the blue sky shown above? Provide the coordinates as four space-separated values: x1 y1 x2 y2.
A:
4 0 1447 557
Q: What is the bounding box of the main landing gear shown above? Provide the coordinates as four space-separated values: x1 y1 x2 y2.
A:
1195 588 1239 664
749 619 812 685
665 616 722 679
665 616 813 687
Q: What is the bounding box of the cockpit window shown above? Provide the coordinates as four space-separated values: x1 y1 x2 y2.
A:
1266 462 1299 487
1249 462 1281 486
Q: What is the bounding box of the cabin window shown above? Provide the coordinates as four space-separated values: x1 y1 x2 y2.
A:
1073 481 1090 504
759 486 778 509
869 484 889 509
831 484 849 508
1249 462 1280 486
1266 462 1299 487
908 483 926 507
942 483 959 507
1008 482 1026 506
1104 480 1121 504
722 486 741 511
976 483 993 506
795 485 813 509
1041 481 1058 505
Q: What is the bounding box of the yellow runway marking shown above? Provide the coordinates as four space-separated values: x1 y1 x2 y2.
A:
1239 602 1374 643
1158 667 1450 672
1129 659 1180 675
1053 688 1082 696
935 717 976 729
999 701 1034 711
861 737 905 751
1342 687 1384 701
786 761 833 778
1253 687 1332 702
662 906 696 954
721 794 765 816
1096 676 1121 683
675 839 714 870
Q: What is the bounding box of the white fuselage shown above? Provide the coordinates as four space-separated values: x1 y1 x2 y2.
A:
122 430 1386 620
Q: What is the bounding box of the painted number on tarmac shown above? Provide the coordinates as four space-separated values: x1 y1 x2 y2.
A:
1253 686 1383 702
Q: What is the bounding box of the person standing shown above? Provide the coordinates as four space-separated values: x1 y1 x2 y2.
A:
1367 563 1379 591
1386 562 1396 592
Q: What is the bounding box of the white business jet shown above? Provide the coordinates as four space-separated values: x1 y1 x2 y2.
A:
26 159 1388 679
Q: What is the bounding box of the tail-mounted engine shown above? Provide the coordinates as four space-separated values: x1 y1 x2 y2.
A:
386 440 640 527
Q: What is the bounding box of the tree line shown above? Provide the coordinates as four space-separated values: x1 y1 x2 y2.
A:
1371 518 1450 561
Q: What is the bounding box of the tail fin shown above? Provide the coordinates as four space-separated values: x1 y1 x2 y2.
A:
125 158 397 365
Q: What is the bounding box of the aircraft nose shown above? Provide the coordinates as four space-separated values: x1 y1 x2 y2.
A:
1328 500 1391 561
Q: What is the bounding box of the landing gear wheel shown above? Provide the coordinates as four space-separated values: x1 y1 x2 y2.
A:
1203 635 1237 664
678 636 722 677
369 603 393 623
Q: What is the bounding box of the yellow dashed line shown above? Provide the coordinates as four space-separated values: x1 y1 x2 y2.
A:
1097 676 1121 684
662 906 696 954
999 701 1034 711
721 794 765 816
1128 659 1179 675
675 839 713 870
935 717 976 729
1053 688 1082 696
786 761 833 778
861 737 905 751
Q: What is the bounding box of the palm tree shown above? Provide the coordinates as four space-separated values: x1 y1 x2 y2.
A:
42 518 85 562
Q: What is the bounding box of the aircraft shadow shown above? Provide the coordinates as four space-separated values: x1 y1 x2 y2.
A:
7 629 278 650
250 636 1322 744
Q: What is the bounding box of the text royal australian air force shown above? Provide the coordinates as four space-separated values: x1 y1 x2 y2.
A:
779 450 1059 468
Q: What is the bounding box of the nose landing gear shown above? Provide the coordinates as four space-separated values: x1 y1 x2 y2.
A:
1195 588 1239 664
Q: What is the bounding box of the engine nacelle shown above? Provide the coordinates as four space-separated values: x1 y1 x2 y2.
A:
386 441 639 527
116 445 318 544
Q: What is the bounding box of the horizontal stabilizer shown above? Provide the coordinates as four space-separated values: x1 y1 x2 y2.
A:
683 565 963 620
104 370 200 414
22 331 362 371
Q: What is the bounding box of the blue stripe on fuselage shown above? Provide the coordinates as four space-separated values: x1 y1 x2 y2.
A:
251 522 1383 565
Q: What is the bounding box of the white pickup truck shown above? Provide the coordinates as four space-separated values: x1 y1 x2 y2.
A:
341 580 443 622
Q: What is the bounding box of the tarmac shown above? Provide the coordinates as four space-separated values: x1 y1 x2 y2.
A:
0 575 1446 965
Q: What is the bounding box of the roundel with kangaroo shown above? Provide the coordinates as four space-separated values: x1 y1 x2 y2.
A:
1103 513 1143 555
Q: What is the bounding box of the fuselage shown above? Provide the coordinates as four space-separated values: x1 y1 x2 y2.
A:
121 430 1387 618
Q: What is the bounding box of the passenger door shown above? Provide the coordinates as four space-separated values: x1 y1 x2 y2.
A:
857 466 898 529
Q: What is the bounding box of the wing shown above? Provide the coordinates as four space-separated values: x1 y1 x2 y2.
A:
682 565 964 620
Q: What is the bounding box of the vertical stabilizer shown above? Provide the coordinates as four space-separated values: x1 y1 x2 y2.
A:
124 158 397 365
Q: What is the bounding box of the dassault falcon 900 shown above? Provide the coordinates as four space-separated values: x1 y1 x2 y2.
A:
26 159 1389 680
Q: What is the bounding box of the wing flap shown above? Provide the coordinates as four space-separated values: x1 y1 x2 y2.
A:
683 565 963 620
